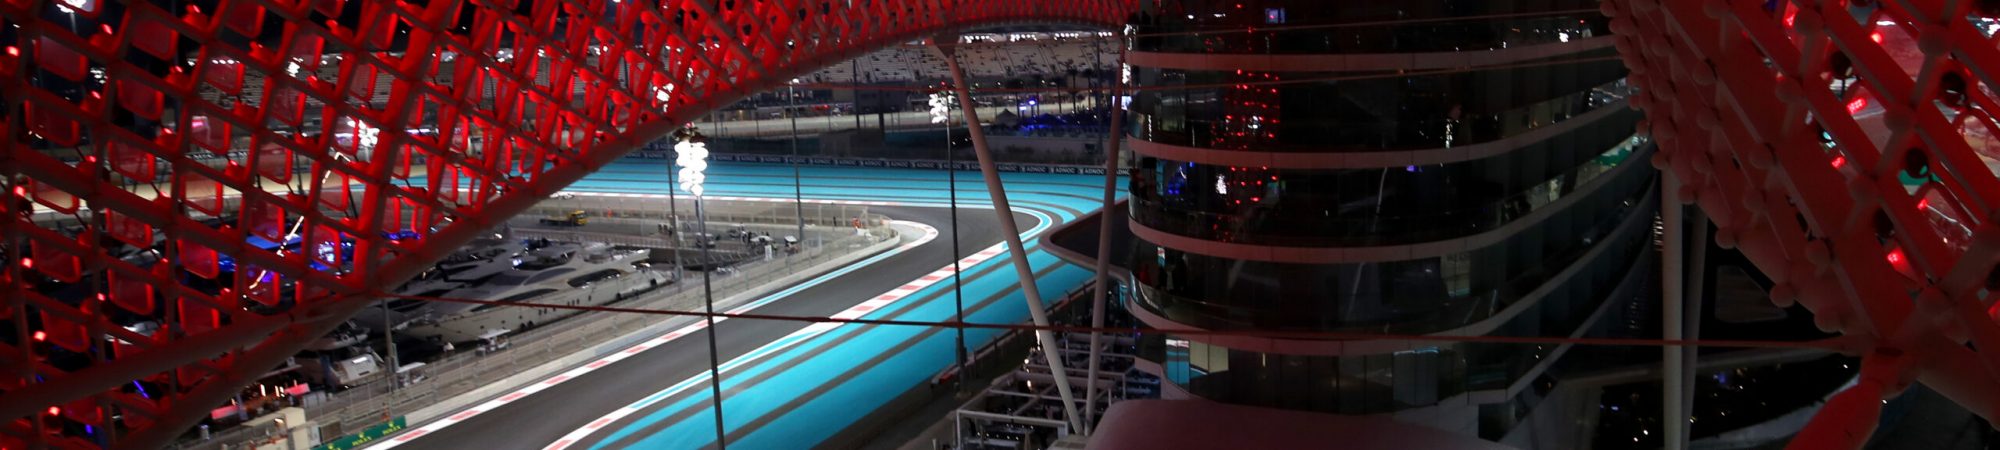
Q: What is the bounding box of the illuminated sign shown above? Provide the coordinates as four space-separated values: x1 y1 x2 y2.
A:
313 416 406 450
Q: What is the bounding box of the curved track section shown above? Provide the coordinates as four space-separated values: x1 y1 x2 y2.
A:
377 162 1104 449
0 0 1127 447
1606 1 2000 447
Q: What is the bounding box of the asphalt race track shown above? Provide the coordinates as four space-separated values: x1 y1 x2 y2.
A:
371 161 1117 450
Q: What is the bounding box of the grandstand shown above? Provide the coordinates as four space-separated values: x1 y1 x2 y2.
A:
802 34 1115 84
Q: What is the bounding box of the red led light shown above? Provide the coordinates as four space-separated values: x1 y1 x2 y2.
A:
21 258 32 269
1832 156 1847 168
1887 248 1904 264
32 331 46 342
45 407 59 416
1871 31 1883 43
1918 198 1930 210
4 46 16 57
1846 96 1868 114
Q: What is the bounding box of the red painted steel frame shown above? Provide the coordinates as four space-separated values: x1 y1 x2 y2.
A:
1606 0 2000 447
0 0 1126 447
9 0 1996 446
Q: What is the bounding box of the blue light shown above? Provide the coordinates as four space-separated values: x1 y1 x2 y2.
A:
133 381 150 399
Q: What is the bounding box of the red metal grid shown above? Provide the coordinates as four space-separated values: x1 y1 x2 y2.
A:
1606 0 2000 447
0 0 1127 447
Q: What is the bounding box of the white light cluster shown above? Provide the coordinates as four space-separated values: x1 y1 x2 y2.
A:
675 138 708 197
655 83 676 111
927 92 952 124
350 118 380 151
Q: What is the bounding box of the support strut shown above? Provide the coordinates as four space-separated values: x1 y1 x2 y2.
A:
930 39 1085 434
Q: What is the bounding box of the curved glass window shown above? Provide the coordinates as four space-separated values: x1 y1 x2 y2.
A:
1147 242 1654 416
1130 169 1654 334
1128 60 1630 152
1131 123 1646 247
1133 11 1609 56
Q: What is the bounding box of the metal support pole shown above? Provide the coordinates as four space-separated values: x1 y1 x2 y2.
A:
933 39 1084 434
789 83 808 248
381 298 398 395
1680 208 1709 448
1662 176 1686 450
1083 43 1126 436
946 91 969 393
669 144 687 286
853 59 862 131
695 188 728 450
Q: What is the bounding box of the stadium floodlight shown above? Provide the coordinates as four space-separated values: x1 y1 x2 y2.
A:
675 135 709 197
929 92 952 124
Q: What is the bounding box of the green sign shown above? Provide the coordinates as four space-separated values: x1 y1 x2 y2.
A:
313 416 406 450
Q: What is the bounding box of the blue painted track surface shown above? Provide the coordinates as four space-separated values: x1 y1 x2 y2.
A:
576 161 1116 449
389 160 1120 450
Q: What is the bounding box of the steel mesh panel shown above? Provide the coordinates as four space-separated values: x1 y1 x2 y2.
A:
1606 0 2000 446
0 0 1128 447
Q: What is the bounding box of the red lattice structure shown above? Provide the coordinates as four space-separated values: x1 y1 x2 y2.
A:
1607 0 2000 447
0 0 1126 447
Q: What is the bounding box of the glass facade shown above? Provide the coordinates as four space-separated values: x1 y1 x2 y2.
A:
1152 243 1652 415
1123 0 1657 424
1130 127 1647 246
1132 169 1653 334
1126 55 1630 152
